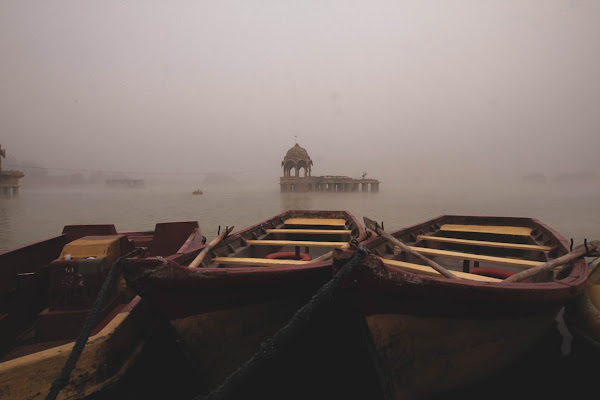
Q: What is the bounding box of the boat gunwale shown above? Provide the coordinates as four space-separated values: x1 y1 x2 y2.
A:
164 209 365 271
356 214 588 292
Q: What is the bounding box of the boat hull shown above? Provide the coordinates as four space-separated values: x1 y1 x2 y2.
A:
123 209 364 394
0 296 157 400
366 310 556 399
564 259 600 348
332 214 588 399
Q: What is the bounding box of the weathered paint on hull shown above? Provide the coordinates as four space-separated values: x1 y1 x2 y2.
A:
564 260 600 347
170 297 311 394
366 310 558 399
0 297 156 400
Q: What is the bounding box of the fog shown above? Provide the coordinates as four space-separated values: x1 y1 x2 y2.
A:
1 1 599 191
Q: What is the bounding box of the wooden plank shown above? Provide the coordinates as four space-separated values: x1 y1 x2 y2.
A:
381 258 502 282
246 240 347 248
212 257 309 267
440 224 532 236
284 218 346 226
266 228 352 235
416 235 552 252
400 246 543 269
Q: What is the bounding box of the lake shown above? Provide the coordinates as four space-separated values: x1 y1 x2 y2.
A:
2 180 599 253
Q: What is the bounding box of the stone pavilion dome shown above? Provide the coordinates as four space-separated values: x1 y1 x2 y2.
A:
281 143 313 177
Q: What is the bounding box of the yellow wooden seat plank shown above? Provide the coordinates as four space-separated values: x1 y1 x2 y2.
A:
246 240 347 248
440 224 532 236
212 257 309 267
381 258 501 282
284 218 346 226
401 246 543 269
416 235 551 252
266 228 352 235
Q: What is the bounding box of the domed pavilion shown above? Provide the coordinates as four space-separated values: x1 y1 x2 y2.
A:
279 143 379 192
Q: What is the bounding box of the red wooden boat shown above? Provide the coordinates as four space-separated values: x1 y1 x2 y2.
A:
331 215 590 399
0 221 205 399
122 209 365 395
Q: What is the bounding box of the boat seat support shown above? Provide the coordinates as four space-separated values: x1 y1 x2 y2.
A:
246 240 347 248
401 246 543 269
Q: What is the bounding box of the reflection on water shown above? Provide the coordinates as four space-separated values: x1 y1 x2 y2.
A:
1 181 600 253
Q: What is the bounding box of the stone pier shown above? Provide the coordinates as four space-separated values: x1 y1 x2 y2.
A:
279 143 381 193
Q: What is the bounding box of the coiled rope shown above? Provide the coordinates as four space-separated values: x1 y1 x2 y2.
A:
197 244 371 400
45 247 145 400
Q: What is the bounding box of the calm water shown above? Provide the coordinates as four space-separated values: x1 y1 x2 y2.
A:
1 181 599 398
1 180 599 253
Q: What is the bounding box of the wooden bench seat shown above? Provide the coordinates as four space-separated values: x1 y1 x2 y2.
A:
284 218 346 226
266 228 352 235
212 257 309 267
381 258 501 282
246 240 348 248
416 235 552 252
401 246 543 269
439 224 532 236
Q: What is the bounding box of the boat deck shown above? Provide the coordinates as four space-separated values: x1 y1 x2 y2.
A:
200 216 356 268
367 217 563 282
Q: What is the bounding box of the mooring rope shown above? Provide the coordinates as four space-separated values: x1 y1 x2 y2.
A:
197 244 370 400
45 247 145 400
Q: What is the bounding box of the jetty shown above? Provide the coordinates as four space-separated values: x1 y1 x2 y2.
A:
0 145 24 197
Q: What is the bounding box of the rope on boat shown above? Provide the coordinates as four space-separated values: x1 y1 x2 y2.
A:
45 247 146 400
196 244 371 400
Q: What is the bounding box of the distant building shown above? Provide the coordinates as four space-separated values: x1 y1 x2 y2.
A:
105 178 144 188
280 143 379 192
0 145 24 197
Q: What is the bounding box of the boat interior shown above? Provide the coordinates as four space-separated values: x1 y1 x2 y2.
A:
187 213 362 268
0 221 203 361
365 216 566 283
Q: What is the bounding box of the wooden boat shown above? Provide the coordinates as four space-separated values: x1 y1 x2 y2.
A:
0 221 205 399
330 215 592 399
193 189 203 195
122 209 365 395
564 257 600 349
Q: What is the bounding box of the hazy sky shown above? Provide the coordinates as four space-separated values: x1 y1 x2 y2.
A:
1 1 599 183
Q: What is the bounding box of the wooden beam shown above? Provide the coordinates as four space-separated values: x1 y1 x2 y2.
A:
416 235 552 252
440 224 532 236
212 257 309 267
284 218 346 226
246 240 348 248
266 228 352 235
399 246 543 269
364 216 460 280
381 258 501 282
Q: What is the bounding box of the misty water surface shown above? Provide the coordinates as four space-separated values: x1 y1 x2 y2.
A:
2 180 599 253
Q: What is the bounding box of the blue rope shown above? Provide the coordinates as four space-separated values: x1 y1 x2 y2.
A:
199 245 370 400
45 247 145 400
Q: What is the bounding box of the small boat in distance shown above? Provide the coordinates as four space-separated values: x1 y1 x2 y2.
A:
193 189 203 195
0 221 206 399
331 215 592 399
122 209 366 396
